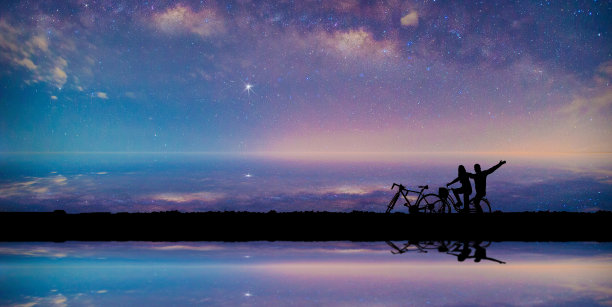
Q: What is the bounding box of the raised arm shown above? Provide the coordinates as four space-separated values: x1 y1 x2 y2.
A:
447 177 459 186
484 160 506 175
482 256 506 264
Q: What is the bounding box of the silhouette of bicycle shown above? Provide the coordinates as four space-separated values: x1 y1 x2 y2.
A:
387 240 457 254
386 183 440 213
431 185 491 213
387 241 504 264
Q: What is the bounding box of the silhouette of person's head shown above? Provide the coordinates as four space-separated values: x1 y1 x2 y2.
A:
474 164 481 173
458 165 466 176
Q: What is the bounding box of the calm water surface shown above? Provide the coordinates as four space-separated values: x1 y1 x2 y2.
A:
0 241 610 306
0 153 610 212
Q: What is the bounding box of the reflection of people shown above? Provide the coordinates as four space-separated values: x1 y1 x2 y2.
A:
445 241 506 264
457 241 471 262
473 241 505 264
468 160 506 213
446 241 472 262
387 241 506 264
447 165 472 213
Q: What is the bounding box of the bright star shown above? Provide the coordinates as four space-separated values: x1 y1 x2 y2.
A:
244 292 252 297
244 173 252 178
243 83 254 96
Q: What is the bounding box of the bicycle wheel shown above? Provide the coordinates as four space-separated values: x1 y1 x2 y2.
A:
469 198 491 213
418 194 446 214
445 197 461 213
480 198 491 213
431 199 450 213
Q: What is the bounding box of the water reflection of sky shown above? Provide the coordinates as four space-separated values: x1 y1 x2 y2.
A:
0 153 610 212
0 242 610 306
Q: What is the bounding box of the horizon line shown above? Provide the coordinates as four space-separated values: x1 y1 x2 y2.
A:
1 151 611 155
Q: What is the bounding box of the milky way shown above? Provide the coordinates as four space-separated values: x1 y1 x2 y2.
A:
0 0 609 153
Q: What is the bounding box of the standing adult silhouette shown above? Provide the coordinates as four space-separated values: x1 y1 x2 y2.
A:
468 160 506 213
446 165 472 213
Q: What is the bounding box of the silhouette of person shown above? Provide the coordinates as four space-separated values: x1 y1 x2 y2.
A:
447 165 472 213
455 241 472 262
468 160 506 213
443 241 506 264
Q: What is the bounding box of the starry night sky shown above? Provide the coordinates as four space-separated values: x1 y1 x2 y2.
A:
1 0 610 154
2 4 611 303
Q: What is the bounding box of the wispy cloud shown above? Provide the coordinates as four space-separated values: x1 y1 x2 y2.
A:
51 63 68 88
0 18 70 89
314 28 399 61
0 246 67 258
0 175 70 199
145 191 225 203
149 244 224 252
401 11 419 27
561 90 612 120
11 294 68 307
152 4 226 38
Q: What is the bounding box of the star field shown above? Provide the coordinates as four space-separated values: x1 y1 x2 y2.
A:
0 0 610 153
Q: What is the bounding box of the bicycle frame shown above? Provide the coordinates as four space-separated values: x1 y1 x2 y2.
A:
386 240 428 254
439 185 491 213
387 241 504 263
438 187 460 212
386 183 429 213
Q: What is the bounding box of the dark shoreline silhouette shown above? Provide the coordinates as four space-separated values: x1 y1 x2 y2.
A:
1 211 610 242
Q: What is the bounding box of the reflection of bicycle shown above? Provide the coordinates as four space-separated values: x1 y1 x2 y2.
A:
386 240 451 254
386 183 440 214
386 241 427 254
387 240 504 264
432 185 491 213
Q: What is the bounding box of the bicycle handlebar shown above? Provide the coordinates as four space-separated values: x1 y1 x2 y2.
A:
392 183 428 190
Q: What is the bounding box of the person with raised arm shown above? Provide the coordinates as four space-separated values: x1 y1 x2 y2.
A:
468 160 506 213
473 241 506 264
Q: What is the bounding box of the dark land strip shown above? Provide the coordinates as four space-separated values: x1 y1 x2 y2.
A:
1 211 610 242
